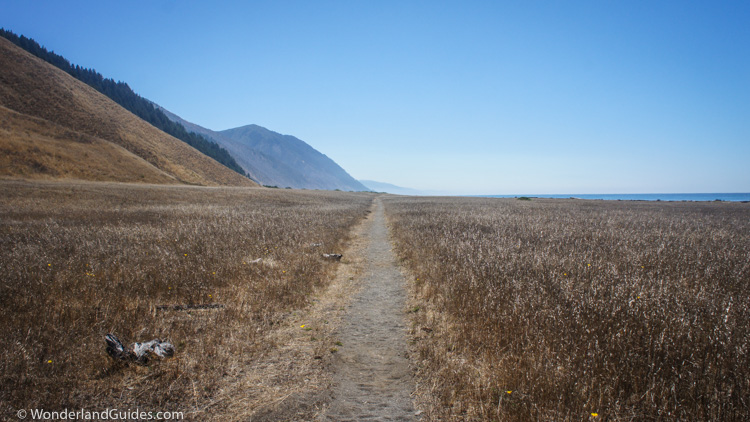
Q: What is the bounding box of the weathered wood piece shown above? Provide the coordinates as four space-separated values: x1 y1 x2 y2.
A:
322 253 343 261
105 333 175 365
104 333 129 361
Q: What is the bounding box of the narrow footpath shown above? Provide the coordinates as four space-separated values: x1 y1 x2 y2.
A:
319 198 416 421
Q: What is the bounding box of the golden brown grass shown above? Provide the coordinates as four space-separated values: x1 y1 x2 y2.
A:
0 105 178 184
0 180 372 420
206 206 375 421
0 37 254 187
385 196 750 421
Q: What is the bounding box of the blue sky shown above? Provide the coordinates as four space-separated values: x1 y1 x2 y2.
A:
2 1 749 194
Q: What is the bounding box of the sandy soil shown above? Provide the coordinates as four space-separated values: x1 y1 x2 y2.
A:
318 198 416 421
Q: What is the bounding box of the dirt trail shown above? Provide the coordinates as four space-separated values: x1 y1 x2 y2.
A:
319 197 416 421
208 197 416 421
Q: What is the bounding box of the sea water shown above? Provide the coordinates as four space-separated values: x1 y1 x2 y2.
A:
479 193 750 202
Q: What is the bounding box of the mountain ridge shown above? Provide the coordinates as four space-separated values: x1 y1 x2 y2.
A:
220 124 369 191
1 28 365 191
0 36 255 187
0 28 248 178
157 105 369 191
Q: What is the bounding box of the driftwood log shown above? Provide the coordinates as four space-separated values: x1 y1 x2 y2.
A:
322 253 343 261
105 333 175 365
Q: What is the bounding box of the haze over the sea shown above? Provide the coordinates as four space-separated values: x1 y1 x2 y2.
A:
3 1 748 194
479 193 750 202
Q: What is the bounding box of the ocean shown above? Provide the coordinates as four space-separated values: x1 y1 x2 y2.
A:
478 193 750 202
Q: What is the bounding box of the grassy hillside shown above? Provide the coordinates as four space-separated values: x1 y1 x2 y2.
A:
0 105 179 183
0 36 255 187
0 29 248 178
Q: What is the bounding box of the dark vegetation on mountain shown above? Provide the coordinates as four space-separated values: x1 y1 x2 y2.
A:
0 36 255 186
0 28 248 178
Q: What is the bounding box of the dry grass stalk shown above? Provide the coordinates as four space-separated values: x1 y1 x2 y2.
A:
385 196 750 421
0 179 372 420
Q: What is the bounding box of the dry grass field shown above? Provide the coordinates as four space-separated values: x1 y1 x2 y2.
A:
0 180 372 419
385 196 750 421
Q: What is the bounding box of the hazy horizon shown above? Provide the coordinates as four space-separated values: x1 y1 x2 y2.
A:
362 182 750 197
3 1 748 194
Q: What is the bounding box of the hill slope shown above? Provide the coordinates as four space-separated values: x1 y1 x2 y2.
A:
0 29 247 178
157 106 270 184
220 125 369 191
157 106 368 191
0 37 255 186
